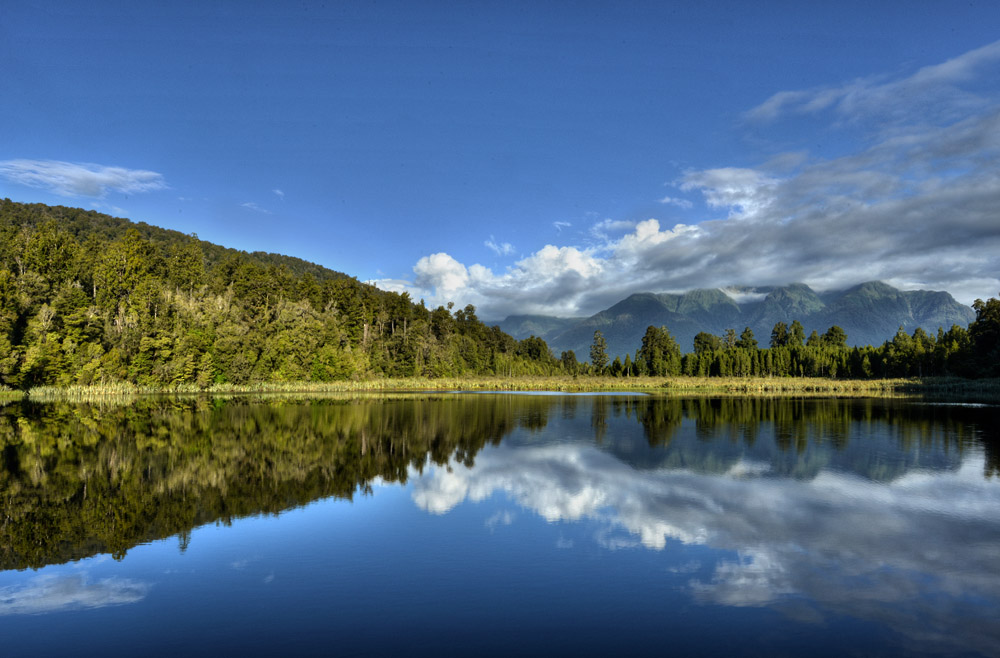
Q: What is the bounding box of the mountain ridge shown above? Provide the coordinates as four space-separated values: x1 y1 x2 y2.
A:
498 282 976 359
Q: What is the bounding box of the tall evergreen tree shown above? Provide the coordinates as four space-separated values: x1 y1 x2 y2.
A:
789 320 806 347
736 327 758 350
590 330 609 374
770 322 789 348
637 325 682 376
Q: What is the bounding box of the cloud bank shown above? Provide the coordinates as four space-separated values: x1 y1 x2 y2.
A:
378 42 1000 318
0 159 167 198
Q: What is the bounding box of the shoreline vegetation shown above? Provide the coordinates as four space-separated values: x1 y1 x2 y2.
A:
10 376 999 403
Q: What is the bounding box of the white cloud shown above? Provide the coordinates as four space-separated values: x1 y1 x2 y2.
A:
413 252 470 294
484 236 516 256
0 159 167 198
719 288 769 305
553 221 572 232
240 201 271 214
273 189 285 199
679 168 778 218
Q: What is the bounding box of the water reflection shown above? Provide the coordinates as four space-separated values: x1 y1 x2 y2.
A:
1 394 996 571
1 394 999 654
0 574 149 615
413 438 1000 653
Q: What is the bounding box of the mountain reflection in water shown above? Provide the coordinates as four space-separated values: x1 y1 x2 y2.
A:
1 394 998 656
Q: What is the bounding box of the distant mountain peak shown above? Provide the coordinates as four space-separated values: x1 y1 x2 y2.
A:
499 281 974 358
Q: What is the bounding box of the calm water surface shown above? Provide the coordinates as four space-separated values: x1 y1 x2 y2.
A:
1 394 998 657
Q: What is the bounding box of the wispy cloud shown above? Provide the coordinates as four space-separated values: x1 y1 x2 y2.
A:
377 42 1000 317
485 510 515 530
240 201 271 214
272 189 285 199
746 39 1000 127
679 168 778 217
553 221 572 232
485 236 516 256
0 159 166 198
658 195 693 209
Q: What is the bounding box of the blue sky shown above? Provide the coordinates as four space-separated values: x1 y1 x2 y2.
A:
2 1 999 319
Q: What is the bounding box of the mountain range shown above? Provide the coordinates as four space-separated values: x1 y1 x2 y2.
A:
498 282 976 359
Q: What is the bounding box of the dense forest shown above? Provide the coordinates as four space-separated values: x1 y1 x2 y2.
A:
0 199 997 389
0 199 563 389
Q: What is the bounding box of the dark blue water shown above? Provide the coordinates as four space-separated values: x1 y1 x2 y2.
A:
1 395 998 657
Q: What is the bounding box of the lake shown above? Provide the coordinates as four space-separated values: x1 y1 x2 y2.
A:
1 393 998 657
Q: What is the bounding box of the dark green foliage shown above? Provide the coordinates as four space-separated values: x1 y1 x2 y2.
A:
693 331 721 354
770 322 789 348
590 330 609 373
736 327 757 350
823 325 848 348
560 350 579 375
968 296 1000 377
636 325 681 376
789 320 806 347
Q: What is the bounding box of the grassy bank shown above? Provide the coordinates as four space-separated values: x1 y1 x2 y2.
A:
15 375 999 403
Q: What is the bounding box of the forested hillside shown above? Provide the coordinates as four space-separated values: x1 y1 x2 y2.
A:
0 199 560 389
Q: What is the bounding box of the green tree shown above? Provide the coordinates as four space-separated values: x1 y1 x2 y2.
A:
560 350 579 375
94 229 156 316
822 325 848 348
590 330 608 373
736 327 757 349
637 325 681 376
167 238 206 293
770 322 789 348
693 331 721 354
789 320 806 347
969 295 1000 376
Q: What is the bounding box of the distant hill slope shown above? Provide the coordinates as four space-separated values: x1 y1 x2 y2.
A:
0 200 349 282
501 282 975 359
497 315 583 341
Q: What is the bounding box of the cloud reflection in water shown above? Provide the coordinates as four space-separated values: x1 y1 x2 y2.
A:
411 442 1000 654
0 574 149 616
